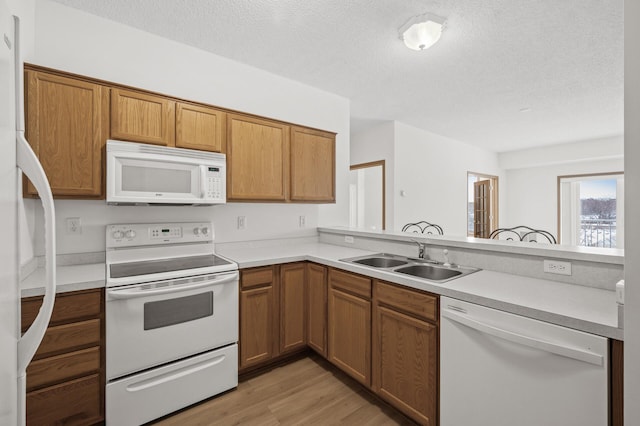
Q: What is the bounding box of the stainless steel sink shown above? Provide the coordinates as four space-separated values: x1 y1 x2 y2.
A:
352 257 408 268
394 264 462 281
340 253 479 284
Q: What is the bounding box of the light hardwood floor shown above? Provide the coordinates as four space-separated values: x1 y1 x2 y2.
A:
153 355 415 425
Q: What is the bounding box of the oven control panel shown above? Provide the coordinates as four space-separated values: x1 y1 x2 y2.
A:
107 222 213 248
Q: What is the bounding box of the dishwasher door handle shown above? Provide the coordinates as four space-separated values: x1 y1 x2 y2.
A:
442 308 604 366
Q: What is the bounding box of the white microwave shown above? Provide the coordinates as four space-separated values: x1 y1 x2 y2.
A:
106 140 226 205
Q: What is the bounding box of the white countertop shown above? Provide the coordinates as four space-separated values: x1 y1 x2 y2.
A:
218 241 622 340
20 263 106 298
20 241 622 339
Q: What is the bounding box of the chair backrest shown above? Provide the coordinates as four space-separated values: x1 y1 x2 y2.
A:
488 226 557 244
401 221 444 235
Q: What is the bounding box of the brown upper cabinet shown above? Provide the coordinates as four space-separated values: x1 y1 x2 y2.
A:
227 113 290 201
25 70 108 198
175 102 226 153
110 88 176 147
290 126 335 202
226 115 336 203
24 65 334 201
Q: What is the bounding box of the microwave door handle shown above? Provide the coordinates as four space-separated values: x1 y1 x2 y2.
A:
200 165 207 199
107 272 238 299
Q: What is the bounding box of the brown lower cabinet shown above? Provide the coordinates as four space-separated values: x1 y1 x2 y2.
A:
327 268 372 386
372 280 439 426
307 263 328 356
239 262 307 371
21 288 104 426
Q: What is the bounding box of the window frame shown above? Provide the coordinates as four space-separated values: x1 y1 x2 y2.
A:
556 171 624 247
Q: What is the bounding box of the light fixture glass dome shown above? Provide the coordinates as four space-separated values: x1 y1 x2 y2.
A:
400 14 445 51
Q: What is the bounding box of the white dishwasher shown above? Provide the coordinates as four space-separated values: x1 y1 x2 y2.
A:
440 296 608 426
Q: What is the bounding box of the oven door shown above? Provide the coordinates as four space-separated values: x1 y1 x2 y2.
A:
106 271 238 380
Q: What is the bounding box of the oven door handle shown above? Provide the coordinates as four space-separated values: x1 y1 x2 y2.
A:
107 271 238 299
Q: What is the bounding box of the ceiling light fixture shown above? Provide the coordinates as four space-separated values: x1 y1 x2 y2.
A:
399 13 445 51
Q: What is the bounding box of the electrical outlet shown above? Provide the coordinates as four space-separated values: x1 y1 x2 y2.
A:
344 236 355 243
237 216 246 230
66 217 82 234
299 215 306 228
543 260 572 276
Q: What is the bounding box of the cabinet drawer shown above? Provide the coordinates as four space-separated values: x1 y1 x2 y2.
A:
241 266 274 289
27 346 101 391
22 289 102 331
26 374 102 426
376 281 437 322
329 269 371 299
33 319 101 360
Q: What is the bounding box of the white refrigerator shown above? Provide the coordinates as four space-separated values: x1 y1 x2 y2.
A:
1 2 57 425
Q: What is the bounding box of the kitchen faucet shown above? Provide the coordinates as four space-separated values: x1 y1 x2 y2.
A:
411 239 428 259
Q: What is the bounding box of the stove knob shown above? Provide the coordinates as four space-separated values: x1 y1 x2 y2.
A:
193 227 201 235
201 227 209 235
112 230 123 239
125 230 136 239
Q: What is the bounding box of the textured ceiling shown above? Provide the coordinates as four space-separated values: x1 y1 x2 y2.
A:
50 0 623 152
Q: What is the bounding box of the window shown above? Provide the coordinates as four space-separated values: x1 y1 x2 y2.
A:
558 173 624 248
467 172 499 237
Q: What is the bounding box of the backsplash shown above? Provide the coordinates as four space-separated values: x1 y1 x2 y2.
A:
24 199 320 257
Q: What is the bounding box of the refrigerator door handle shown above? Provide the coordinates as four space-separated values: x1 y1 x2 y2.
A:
16 132 56 374
14 13 56 375
442 307 604 366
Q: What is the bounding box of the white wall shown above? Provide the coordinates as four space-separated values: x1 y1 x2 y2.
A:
504 158 624 243
28 0 350 254
499 135 624 170
350 121 395 229
393 122 503 236
625 1 640 423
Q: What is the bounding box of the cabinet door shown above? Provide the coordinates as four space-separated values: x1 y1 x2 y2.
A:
176 102 226 153
290 126 335 202
25 71 108 197
328 287 371 386
111 88 175 146
227 113 289 201
239 285 275 369
279 263 306 353
373 305 438 425
307 264 327 357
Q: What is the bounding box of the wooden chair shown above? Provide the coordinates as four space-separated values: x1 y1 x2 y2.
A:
401 221 444 235
488 226 557 244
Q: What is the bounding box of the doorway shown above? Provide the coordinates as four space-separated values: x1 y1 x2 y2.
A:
467 172 499 238
349 161 385 230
